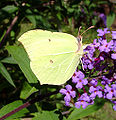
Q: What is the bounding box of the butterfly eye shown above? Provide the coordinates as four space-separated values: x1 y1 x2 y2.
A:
77 35 82 42
77 37 81 42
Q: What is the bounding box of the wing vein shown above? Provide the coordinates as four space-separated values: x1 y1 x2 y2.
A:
64 56 76 73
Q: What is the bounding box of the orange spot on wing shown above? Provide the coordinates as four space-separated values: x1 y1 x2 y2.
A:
50 60 53 63
49 39 51 42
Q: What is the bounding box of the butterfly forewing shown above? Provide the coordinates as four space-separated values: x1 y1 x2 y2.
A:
18 29 83 85
18 30 78 61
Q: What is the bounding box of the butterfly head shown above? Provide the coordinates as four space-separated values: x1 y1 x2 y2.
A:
76 26 94 53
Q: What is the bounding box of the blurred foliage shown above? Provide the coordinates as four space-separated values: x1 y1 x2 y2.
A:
0 0 116 119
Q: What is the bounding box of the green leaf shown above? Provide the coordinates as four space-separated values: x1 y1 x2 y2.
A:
20 81 38 99
1 5 18 14
0 62 15 87
67 99 105 120
32 111 59 120
1 57 17 64
0 100 29 120
0 5 18 20
26 9 36 27
97 1 108 4
6 46 38 83
63 116 67 120
107 13 115 28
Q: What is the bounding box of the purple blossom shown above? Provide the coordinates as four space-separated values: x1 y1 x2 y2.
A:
100 56 104 61
65 101 70 106
99 13 107 27
90 78 98 86
82 54 94 70
89 86 103 99
98 37 103 43
101 76 110 85
72 71 84 80
111 84 116 97
75 93 93 109
113 104 116 111
93 39 100 48
112 40 116 52
82 45 97 70
104 85 113 99
114 74 116 79
84 45 95 58
97 28 110 37
60 84 76 106
112 101 116 111
98 40 113 53
112 31 116 40
111 53 116 60
79 93 91 102
104 84 116 100
72 71 88 89
75 100 88 109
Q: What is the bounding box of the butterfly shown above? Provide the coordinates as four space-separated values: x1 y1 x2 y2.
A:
18 26 94 85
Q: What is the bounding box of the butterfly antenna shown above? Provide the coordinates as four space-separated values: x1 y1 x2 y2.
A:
78 26 82 36
81 26 94 36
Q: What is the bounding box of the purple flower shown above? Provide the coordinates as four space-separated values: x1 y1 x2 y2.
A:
98 40 113 53
75 93 93 109
113 104 116 111
82 54 94 70
111 53 116 60
112 101 116 111
98 37 103 43
90 78 98 86
104 85 113 99
72 71 84 80
72 71 88 89
64 93 70 102
101 76 110 85
60 84 76 106
93 39 100 48
97 28 110 37
112 40 116 52
111 84 116 97
84 45 95 58
89 86 103 99
104 84 116 100
75 100 88 109
112 31 116 40
99 13 107 27
82 44 97 70
114 74 116 79
79 93 91 102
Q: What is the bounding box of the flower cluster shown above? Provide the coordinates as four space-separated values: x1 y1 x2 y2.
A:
60 28 116 111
